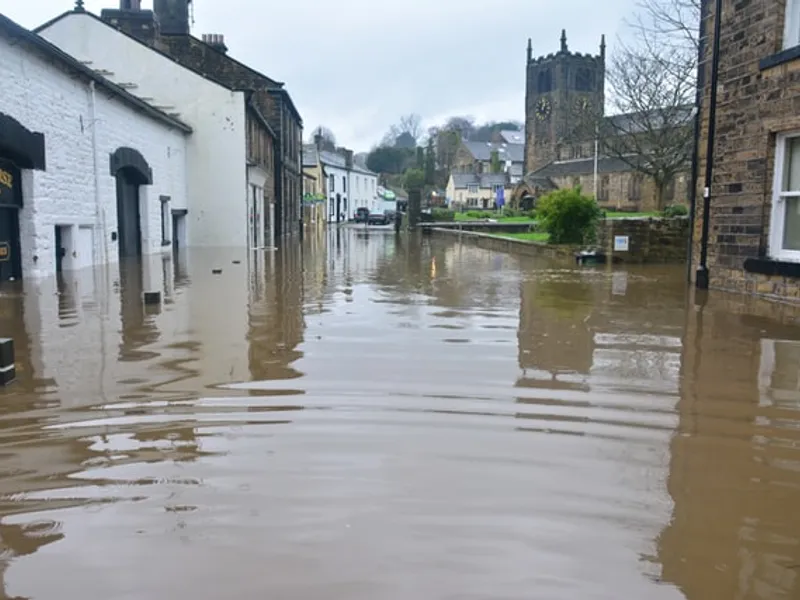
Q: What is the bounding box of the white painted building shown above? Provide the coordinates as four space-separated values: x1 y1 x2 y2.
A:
36 6 272 251
304 145 379 223
0 12 189 281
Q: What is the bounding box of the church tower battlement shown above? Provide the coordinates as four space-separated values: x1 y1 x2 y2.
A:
523 30 606 175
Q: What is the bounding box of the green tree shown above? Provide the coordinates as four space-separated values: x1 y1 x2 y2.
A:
424 138 436 185
416 146 425 170
403 168 426 192
366 146 414 174
536 188 602 244
490 150 502 174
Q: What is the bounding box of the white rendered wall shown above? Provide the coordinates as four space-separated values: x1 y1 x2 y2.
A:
39 12 248 249
0 34 188 279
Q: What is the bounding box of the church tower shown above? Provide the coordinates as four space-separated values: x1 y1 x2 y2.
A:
523 31 606 174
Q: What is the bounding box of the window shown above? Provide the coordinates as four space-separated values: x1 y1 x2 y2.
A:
598 176 610 202
785 0 800 49
342 176 347 192
575 68 593 92
329 174 335 193
629 174 643 202
467 184 479 194
537 69 552 93
770 133 800 261
160 195 170 246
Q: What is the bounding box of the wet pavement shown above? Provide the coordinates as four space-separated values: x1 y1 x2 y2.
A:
0 227 799 599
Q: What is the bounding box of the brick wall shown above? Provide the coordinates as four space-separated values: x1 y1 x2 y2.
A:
0 34 188 279
692 0 800 302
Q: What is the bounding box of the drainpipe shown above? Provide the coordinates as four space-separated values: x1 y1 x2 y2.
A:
686 0 707 284
89 81 109 270
696 0 723 290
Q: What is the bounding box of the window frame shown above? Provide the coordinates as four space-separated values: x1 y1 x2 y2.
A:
770 131 800 262
467 184 479 194
785 0 800 50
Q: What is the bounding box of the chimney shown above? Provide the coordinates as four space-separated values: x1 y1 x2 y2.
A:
344 149 354 170
201 33 229 54
154 0 191 35
101 0 157 44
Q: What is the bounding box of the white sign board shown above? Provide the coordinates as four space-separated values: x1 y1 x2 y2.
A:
614 235 630 252
612 271 628 296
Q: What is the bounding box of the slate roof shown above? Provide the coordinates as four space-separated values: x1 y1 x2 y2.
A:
532 156 636 178
606 105 695 135
462 141 524 163
302 145 376 175
451 172 510 189
499 130 525 144
2 11 191 133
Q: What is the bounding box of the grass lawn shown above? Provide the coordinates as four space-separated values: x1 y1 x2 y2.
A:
490 232 550 243
605 211 660 219
453 213 535 223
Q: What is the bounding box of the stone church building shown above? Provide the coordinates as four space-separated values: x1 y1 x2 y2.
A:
512 31 689 212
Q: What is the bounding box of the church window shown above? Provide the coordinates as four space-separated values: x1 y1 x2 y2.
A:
599 175 610 202
576 68 593 92
629 174 643 201
537 69 553 93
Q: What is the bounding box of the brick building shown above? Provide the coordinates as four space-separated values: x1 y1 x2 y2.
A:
692 0 800 303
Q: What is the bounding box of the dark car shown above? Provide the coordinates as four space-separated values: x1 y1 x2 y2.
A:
354 207 370 223
367 212 390 226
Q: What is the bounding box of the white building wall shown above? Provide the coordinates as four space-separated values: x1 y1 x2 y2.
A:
323 164 349 223
38 12 248 249
0 34 188 279
348 170 379 216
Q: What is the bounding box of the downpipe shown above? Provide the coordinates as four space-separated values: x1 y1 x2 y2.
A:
696 0 723 290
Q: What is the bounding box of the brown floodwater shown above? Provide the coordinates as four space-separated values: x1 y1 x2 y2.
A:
0 227 799 599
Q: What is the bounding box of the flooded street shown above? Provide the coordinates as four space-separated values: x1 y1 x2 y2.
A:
0 227 799 599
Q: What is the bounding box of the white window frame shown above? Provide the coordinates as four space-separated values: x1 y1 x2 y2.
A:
467 184 479 194
785 0 800 49
770 131 800 262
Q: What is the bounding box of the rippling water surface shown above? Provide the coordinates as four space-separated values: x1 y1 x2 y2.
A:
0 228 799 599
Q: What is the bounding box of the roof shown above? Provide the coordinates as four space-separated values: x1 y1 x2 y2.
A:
499 130 525 144
35 8 302 126
606 105 695 135
5 11 192 133
532 156 636 178
303 145 375 175
462 140 524 163
451 172 509 189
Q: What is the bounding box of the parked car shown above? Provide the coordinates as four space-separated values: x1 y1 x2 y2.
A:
354 207 370 223
367 212 390 226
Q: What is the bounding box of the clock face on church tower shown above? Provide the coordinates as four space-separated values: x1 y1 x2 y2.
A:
535 97 552 121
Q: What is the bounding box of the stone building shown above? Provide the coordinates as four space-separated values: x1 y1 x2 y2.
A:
451 140 525 184
691 0 800 303
0 11 189 281
37 3 277 251
513 31 690 212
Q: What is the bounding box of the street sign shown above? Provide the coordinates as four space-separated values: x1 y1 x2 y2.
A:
614 235 629 252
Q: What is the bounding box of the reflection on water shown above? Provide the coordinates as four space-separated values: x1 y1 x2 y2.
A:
0 229 797 598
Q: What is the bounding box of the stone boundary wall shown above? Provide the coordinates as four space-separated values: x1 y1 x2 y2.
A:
429 216 690 265
597 217 690 264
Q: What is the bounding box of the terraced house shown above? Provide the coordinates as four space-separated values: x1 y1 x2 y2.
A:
692 0 800 302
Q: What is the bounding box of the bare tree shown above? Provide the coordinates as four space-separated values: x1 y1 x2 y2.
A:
588 0 700 209
309 126 337 152
398 113 423 142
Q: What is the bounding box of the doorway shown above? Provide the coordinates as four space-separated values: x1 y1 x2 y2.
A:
115 170 142 259
171 209 187 253
0 207 21 282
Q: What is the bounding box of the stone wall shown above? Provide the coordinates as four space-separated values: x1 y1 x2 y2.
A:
430 217 689 265
691 0 800 304
596 217 690 264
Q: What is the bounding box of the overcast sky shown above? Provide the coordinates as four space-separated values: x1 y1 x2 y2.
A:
1 0 636 151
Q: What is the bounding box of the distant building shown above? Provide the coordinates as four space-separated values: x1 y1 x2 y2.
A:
452 140 524 185
303 144 379 223
0 11 189 281
691 0 800 303
446 173 513 210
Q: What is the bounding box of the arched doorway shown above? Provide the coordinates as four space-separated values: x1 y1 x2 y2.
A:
109 147 152 259
0 112 46 283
